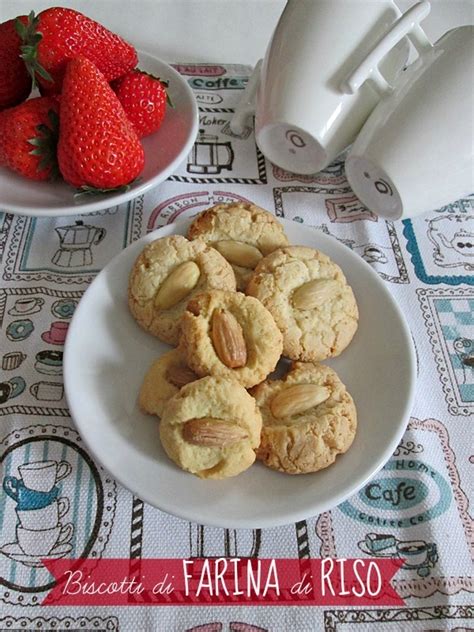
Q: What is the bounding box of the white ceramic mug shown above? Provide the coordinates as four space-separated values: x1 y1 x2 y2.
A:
231 0 408 173
19 460 72 492
16 497 70 531
345 4 474 219
17 522 73 557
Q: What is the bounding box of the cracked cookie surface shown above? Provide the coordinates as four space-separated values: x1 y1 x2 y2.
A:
246 246 358 361
160 375 262 479
187 203 289 290
139 349 198 418
251 362 357 474
128 235 236 345
179 290 283 388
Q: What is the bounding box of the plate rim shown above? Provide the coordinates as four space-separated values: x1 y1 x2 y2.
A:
64 218 417 528
1 51 199 217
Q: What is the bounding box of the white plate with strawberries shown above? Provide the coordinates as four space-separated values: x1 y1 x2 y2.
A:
0 8 199 217
64 218 416 529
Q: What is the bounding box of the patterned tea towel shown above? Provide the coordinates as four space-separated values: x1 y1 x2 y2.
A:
0 63 473 631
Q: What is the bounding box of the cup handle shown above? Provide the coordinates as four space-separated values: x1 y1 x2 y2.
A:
56 461 72 483
37 298 45 307
341 0 432 97
57 497 70 519
3 476 19 500
229 59 262 134
58 522 73 546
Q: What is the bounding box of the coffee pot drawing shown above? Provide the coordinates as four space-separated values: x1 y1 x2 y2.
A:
52 220 106 268
188 130 234 175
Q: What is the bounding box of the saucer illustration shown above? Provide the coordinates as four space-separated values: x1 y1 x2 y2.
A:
51 299 78 320
0 541 73 567
8 297 44 317
35 350 63 376
41 321 69 346
6 319 34 341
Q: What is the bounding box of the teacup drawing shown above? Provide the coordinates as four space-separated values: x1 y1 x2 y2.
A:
396 540 430 568
16 497 70 531
18 460 72 492
17 522 73 557
8 297 44 317
3 477 59 510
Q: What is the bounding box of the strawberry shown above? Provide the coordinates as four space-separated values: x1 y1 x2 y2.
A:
0 96 59 180
0 16 32 110
19 8 138 94
58 56 144 190
112 70 171 138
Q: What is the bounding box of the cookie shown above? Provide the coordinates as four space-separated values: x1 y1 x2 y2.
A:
179 290 283 388
160 376 262 479
246 246 358 361
128 235 236 345
251 362 357 474
187 203 289 290
138 349 198 418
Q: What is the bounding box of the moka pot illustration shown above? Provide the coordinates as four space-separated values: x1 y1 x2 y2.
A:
52 220 106 267
188 131 234 174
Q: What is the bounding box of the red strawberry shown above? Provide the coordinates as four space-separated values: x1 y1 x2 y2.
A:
0 16 32 110
112 70 170 138
58 56 144 190
20 8 138 94
0 97 59 180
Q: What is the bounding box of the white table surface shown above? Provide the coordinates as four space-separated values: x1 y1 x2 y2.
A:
1 0 473 65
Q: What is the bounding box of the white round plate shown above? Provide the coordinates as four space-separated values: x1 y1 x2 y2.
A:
0 52 199 217
64 219 416 528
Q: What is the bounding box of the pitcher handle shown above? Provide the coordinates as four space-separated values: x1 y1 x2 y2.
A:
93 228 106 245
340 1 432 98
230 59 262 135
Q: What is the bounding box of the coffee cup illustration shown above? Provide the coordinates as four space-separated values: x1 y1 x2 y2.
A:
16 497 70 531
30 381 64 402
396 540 430 568
2 351 27 371
41 321 69 346
3 477 60 510
8 297 44 317
19 460 72 492
16 522 73 557
0 376 26 404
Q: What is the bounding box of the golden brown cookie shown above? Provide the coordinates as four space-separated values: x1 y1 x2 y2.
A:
179 290 283 388
246 246 358 361
187 202 289 290
138 349 198 418
160 376 262 479
128 235 236 345
251 362 357 474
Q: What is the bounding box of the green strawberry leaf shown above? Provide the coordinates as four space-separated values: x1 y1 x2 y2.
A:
17 11 54 89
73 178 142 202
27 108 60 180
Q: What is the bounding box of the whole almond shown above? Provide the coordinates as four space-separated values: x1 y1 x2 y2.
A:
270 384 330 418
183 417 248 446
292 279 340 310
154 261 200 311
211 309 247 368
214 240 263 269
166 364 197 388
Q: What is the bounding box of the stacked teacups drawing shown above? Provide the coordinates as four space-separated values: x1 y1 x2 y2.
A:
2 460 74 565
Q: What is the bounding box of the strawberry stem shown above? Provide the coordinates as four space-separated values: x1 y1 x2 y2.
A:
73 178 142 201
16 11 53 90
